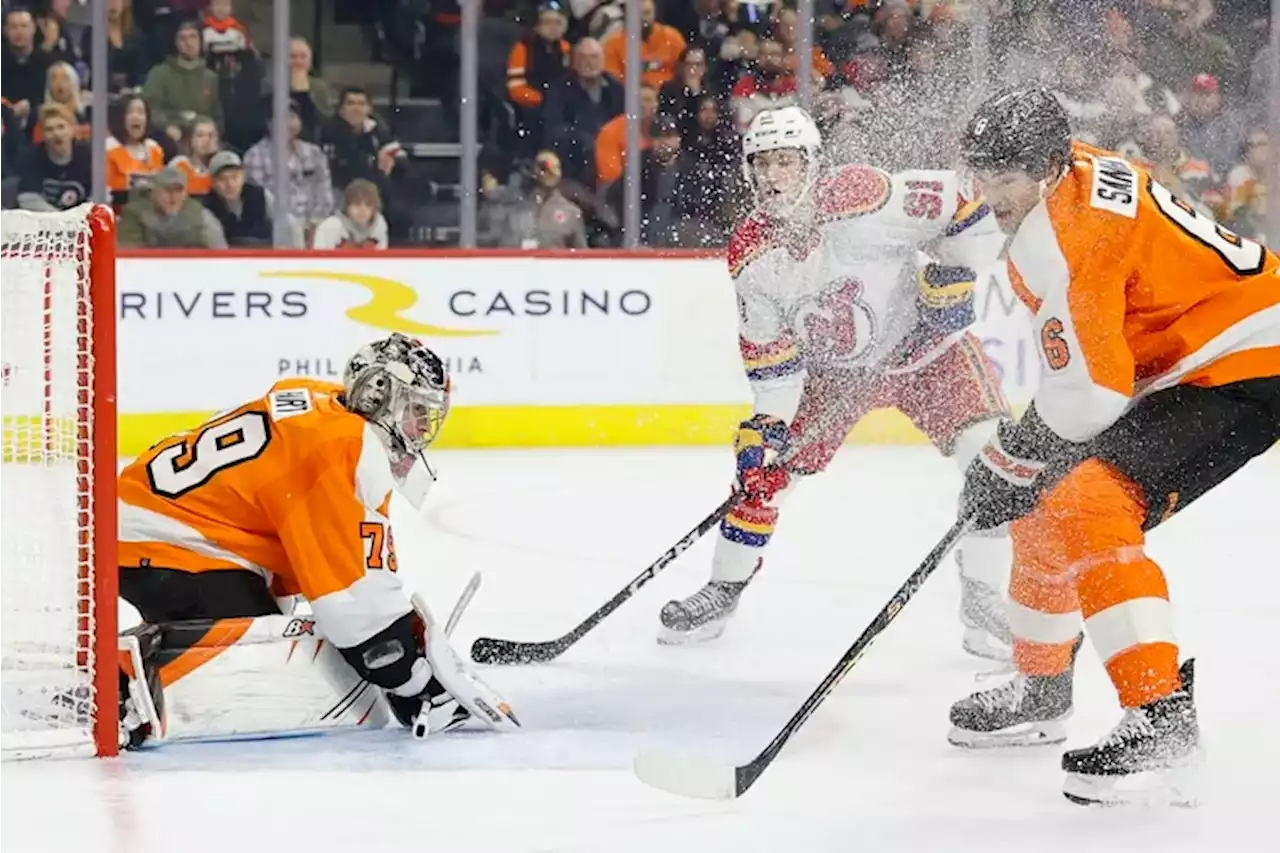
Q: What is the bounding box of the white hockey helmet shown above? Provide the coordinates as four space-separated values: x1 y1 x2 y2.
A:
343 333 451 458
742 105 823 217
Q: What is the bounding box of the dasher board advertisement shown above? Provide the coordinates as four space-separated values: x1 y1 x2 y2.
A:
114 253 1036 453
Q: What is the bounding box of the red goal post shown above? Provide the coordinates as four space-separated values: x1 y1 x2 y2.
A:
1 203 118 759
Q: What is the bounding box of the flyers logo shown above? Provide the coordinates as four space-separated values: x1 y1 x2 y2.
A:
260 271 499 338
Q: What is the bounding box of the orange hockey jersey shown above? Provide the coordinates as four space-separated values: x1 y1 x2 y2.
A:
118 379 410 649
1006 141 1280 443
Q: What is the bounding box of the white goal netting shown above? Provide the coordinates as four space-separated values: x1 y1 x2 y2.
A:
1 205 110 759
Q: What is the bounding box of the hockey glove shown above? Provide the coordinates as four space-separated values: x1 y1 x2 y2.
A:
734 414 791 500
960 419 1048 531
916 262 977 317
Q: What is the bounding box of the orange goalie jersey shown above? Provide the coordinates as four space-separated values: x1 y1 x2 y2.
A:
118 378 411 648
1006 141 1280 443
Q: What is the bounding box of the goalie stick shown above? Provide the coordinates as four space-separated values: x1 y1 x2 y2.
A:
632 515 975 799
444 572 482 637
468 401 855 666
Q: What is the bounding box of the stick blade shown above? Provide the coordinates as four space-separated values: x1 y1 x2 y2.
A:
469 637 564 665
633 749 739 800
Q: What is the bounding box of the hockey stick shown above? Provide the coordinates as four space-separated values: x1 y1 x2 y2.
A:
633 515 975 799
468 403 855 666
444 571 482 637
469 493 739 665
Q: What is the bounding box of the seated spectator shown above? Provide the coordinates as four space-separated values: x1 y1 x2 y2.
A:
1138 0 1241 96
170 116 220 196
312 179 389 249
1134 112 1219 215
32 61 90 144
204 149 303 247
543 37 623 185
602 0 686 89
143 18 224 143
605 114 683 246
3 98 27 195
491 150 588 249
668 0 731 61
34 0 88 75
659 47 712 137
321 87 404 209
774 6 833 91
117 163 228 248
676 95 740 244
2 8 53 137
1052 53 1114 147
244 98 334 240
1177 72 1248 177
104 0 148 95
595 82 658 187
288 36 333 143
869 0 916 80
15 104 91 212
105 93 166 207
202 0 254 59
1222 129 1270 241
506 3 570 157
730 38 799 129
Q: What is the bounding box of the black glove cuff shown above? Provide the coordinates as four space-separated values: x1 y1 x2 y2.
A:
1000 404 1079 464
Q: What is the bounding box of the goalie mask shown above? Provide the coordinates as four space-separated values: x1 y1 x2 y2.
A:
343 334 450 460
742 105 823 219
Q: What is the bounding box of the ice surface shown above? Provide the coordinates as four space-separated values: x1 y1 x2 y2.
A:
3 447 1277 853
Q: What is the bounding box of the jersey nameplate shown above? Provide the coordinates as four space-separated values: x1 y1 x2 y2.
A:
269 388 313 420
1089 156 1138 219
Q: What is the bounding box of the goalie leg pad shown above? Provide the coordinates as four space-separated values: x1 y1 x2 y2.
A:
127 614 391 746
118 625 165 749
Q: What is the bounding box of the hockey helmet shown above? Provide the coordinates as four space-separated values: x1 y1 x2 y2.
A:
343 333 451 456
962 87 1071 180
742 105 823 217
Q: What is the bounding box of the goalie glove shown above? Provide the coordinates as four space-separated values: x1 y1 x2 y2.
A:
734 414 791 500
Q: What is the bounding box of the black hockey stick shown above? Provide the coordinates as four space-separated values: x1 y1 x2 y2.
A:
633 515 975 799
469 492 739 665
469 399 855 666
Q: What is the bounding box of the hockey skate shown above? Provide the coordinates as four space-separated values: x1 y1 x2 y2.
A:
948 635 1082 748
1062 659 1201 807
657 579 750 645
959 575 1012 662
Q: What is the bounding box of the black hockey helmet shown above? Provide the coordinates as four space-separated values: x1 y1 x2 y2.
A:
962 87 1071 180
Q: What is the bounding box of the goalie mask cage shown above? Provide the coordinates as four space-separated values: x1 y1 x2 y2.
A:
1 203 118 759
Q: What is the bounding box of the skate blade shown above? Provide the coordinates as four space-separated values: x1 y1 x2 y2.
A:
1063 754 1203 808
948 716 1069 749
656 619 728 646
962 629 1011 662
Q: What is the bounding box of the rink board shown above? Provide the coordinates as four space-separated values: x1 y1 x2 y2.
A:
110 250 1038 455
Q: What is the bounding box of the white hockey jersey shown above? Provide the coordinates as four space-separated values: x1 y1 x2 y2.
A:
729 163 1002 422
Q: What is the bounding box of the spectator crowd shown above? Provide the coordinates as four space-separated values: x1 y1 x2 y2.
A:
0 0 1274 249
2 0 396 248
477 0 1272 248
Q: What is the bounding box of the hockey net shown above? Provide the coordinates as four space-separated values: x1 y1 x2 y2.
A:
1 204 118 759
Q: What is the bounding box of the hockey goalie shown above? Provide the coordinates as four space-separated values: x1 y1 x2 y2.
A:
657 106 1014 658
115 333 520 748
